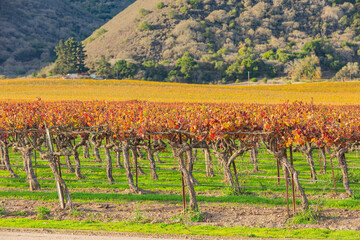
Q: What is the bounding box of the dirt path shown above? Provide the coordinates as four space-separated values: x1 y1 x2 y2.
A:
1 198 360 231
0 229 286 240
0 231 176 240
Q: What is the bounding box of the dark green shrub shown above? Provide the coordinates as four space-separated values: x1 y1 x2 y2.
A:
180 5 189 14
139 8 150 17
155 2 165 9
137 21 152 31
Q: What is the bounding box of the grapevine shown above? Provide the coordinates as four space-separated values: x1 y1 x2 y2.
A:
1 100 359 211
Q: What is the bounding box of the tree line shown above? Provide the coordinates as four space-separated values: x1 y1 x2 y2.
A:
51 37 359 83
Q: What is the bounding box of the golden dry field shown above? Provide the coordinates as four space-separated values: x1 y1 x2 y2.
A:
1 78 360 104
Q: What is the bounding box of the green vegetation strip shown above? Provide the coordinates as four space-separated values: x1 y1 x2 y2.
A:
1 190 360 209
0 218 359 239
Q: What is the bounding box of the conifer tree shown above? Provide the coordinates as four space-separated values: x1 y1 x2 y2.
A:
53 38 88 75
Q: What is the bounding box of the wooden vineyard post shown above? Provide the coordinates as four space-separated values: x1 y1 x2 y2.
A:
129 147 132 169
181 169 186 211
277 157 280 185
51 137 63 182
285 168 290 218
34 150 37 178
57 156 62 177
232 161 240 192
284 147 289 218
171 148 177 168
319 148 323 174
56 155 65 209
56 154 65 207
135 149 138 188
0 146 3 170
179 133 186 211
228 148 240 193
329 150 337 194
182 151 187 211
45 125 65 209
289 145 296 213
174 151 177 168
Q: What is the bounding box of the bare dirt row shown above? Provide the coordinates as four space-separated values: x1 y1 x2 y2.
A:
1 196 359 231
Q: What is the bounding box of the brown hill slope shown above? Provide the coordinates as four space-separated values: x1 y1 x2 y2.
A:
84 0 172 64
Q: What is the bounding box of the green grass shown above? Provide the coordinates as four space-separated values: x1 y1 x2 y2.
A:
172 210 205 223
0 190 295 205
36 206 51 220
1 190 360 210
0 218 359 239
2 144 360 196
288 208 322 224
1 142 360 211
2 143 360 237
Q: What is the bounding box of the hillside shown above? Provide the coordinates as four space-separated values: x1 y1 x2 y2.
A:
0 0 135 77
83 0 360 83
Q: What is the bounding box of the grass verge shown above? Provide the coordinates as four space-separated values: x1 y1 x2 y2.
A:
1 190 360 209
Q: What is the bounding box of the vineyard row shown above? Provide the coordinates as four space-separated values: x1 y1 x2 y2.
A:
1 100 360 212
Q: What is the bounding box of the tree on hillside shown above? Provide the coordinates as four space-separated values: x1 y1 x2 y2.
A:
175 52 198 82
142 60 167 81
333 62 359 82
114 60 137 79
96 55 112 78
285 55 321 82
53 38 88 75
225 58 263 82
225 39 274 82
302 38 343 71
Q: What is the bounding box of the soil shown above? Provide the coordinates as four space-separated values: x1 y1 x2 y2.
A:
1 196 360 232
